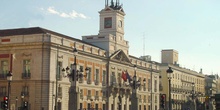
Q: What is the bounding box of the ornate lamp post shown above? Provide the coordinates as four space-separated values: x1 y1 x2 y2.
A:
192 82 197 110
7 71 13 110
166 67 173 110
21 93 24 108
62 48 89 110
130 65 141 110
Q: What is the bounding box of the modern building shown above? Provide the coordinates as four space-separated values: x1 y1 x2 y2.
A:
159 49 205 110
0 1 160 110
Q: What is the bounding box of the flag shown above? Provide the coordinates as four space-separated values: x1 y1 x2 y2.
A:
126 71 131 82
121 71 127 81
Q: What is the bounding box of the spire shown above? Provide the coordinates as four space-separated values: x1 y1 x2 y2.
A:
105 0 109 7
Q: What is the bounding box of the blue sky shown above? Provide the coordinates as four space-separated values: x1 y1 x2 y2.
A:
0 0 219 75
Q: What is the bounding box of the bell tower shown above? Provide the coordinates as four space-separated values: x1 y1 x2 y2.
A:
82 0 129 56
99 0 125 38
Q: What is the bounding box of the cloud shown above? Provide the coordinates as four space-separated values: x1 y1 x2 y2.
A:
46 7 89 19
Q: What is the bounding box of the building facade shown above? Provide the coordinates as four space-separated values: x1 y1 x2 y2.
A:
0 1 160 110
160 49 205 110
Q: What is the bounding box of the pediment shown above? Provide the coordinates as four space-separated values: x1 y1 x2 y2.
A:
110 50 131 64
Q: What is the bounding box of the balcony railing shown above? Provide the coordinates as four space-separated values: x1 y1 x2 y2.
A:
95 95 99 100
102 82 106 86
87 95 92 100
58 92 62 98
79 78 83 83
22 73 31 79
87 79 92 84
102 96 106 101
80 94 83 99
95 80 99 85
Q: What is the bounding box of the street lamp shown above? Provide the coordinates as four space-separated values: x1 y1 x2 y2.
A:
62 48 89 110
7 71 13 110
130 65 141 110
166 67 173 110
21 93 24 108
192 82 197 110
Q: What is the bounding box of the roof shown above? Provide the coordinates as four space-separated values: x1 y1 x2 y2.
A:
0 27 105 50
0 27 48 36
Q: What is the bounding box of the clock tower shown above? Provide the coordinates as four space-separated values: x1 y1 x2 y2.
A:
99 0 125 38
82 0 129 56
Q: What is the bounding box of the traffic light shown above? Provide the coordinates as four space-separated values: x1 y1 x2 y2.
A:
160 94 166 109
24 101 28 109
3 96 8 109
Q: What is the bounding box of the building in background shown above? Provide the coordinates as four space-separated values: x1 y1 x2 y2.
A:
159 49 205 110
0 1 160 110
205 74 218 110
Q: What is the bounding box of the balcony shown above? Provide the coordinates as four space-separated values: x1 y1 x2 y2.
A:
80 94 83 99
79 78 83 83
58 92 62 98
95 80 99 85
102 96 106 101
22 73 31 79
87 79 92 84
87 95 92 100
139 98 142 103
95 95 99 100
102 82 106 86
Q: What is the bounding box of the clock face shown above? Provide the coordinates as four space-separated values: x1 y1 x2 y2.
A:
104 17 112 28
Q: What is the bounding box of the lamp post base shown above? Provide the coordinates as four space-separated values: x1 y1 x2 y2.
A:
69 86 80 110
131 91 139 110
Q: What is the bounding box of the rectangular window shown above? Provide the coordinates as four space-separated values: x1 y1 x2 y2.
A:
103 104 106 110
95 104 98 109
111 104 114 110
102 70 106 86
95 69 99 84
58 102 61 110
87 67 92 84
148 95 151 103
148 79 151 92
111 72 116 85
58 86 62 98
22 86 29 96
118 73 121 84
23 60 30 73
80 89 83 99
87 90 91 99
0 60 8 78
155 95 157 103
22 60 31 78
144 95 146 103
88 103 91 109
0 86 6 96
80 103 83 109
79 65 84 83
154 80 157 92
57 61 62 80
95 91 99 100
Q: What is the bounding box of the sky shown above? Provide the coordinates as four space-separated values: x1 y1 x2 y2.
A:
0 0 219 75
